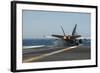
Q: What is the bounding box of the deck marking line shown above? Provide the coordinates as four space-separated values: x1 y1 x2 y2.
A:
24 46 78 62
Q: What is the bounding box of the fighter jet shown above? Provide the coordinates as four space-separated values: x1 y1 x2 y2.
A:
52 24 82 45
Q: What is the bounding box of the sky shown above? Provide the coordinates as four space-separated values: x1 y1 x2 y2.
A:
22 10 91 39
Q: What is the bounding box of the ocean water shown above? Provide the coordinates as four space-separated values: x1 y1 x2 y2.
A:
23 39 56 46
23 38 91 46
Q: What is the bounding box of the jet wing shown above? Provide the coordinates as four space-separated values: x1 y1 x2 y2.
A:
71 35 81 39
52 34 64 38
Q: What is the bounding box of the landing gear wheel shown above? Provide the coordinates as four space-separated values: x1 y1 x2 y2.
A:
76 42 79 45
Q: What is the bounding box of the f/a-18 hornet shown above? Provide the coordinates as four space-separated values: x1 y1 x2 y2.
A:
52 24 82 45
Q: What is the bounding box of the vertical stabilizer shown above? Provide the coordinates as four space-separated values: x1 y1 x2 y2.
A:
72 24 77 35
61 25 66 36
